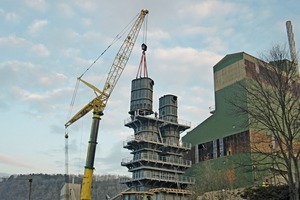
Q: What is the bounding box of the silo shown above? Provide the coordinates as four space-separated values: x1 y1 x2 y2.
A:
129 77 154 116
159 94 179 143
159 94 178 122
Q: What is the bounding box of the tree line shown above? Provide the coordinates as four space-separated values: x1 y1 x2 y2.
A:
0 173 128 200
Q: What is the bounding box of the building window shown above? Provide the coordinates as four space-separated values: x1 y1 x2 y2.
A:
195 131 250 163
198 141 213 161
219 137 224 157
213 140 217 158
255 64 260 73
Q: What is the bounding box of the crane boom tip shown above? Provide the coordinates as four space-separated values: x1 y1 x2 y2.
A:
141 9 149 14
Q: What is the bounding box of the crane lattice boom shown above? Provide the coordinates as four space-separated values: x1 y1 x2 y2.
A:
65 9 149 128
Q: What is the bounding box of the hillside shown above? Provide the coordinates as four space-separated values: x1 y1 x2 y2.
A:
0 174 128 200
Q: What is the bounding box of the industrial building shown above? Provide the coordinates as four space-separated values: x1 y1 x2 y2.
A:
182 21 299 193
60 182 81 200
120 52 195 199
183 51 293 189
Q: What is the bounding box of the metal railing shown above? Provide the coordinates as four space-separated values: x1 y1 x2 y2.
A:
123 135 192 149
124 114 191 128
121 153 191 167
120 172 195 184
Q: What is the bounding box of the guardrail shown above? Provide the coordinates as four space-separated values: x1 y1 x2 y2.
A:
120 172 195 184
121 153 192 167
123 135 192 149
124 114 191 127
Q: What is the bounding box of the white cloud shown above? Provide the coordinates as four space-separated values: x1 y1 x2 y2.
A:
0 61 34 88
58 3 74 17
12 86 71 113
25 0 47 11
179 0 237 19
64 29 80 40
5 12 19 22
204 37 228 52
0 153 37 170
181 25 217 36
147 29 170 41
0 60 68 99
0 35 50 58
28 19 48 34
40 72 66 85
82 31 103 40
62 48 81 57
148 47 220 121
73 0 99 12
61 47 98 70
14 87 46 101
31 43 50 57
81 18 92 27
0 9 20 22
154 47 221 72
0 35 28 46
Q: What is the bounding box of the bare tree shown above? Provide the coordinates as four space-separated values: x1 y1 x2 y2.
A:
231 45 300 200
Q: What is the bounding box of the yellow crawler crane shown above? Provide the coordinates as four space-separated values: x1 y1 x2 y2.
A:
65 9 149 200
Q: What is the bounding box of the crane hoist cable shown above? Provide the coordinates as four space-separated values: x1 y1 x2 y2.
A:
64 132 69 199
77 11 140 79
65 11 141 124
135 13 148 79
142 14 148 44
136 15 149 78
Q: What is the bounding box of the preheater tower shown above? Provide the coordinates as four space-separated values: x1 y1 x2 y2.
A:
121 47 194 199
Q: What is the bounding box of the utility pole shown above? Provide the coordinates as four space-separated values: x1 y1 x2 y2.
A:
28 178 32 200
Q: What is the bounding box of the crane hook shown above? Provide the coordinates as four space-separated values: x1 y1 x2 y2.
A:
141 43 147 52
65 131 69 139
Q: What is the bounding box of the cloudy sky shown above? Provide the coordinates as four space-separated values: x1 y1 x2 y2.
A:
0 0 299 177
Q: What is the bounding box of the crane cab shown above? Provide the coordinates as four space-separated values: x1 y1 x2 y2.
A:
121 191 153 200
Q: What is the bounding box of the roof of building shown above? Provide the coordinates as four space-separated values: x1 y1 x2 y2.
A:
213 52 245 72
183 52 252 145
183 85 249 145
